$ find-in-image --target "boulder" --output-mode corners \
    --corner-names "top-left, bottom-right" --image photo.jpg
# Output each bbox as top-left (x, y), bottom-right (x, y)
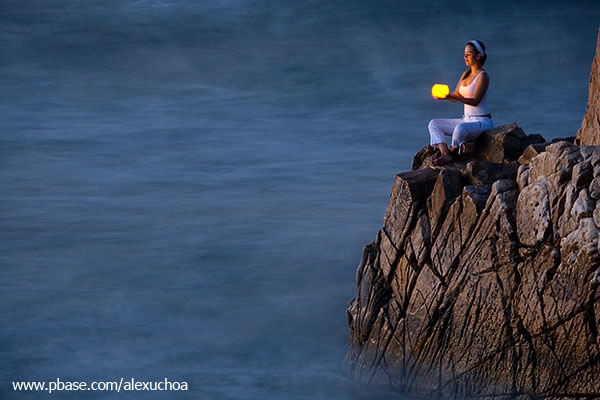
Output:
top-left (427, 168), bottom-right (466, 231)
top-left (464, 159), bottom-right (519, 185)
top-left (518, 143), bottom-right (549, 165)
top-left (383, 168), bottom-right (439, 248)
top-left (517, 177), bottom-right (551, 246)
top-left (474, 122), bottom-right (526, 162)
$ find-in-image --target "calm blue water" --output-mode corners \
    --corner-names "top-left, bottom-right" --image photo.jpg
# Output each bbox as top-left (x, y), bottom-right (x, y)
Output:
top-left (2, 1), bottom-right (599, 399)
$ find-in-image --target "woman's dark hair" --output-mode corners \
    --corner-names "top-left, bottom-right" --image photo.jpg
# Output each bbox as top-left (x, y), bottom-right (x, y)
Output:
top-left (467, 40), bottom-right (487, 66)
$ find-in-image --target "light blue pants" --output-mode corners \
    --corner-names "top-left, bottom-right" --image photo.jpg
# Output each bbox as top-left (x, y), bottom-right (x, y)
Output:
top-left (428, 116), bottom-right (493, 148)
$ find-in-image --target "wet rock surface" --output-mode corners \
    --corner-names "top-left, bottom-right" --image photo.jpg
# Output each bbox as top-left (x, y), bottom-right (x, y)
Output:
top-left (344, 125), bottom-right (600, 398)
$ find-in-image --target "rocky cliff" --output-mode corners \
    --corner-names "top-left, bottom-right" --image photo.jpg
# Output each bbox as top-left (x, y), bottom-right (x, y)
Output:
top-left (577, 27), bottom-right (600, 146)
top-left (344, 32), bottom-right (600, 399)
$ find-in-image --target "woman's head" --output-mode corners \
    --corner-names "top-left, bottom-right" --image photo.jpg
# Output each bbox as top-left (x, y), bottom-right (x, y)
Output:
top-left (465, 40), bottom-right (487, 66)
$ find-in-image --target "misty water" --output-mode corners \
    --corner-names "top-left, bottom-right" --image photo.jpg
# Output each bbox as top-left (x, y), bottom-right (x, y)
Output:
top-left (2, 1), bottom-right (600, 399)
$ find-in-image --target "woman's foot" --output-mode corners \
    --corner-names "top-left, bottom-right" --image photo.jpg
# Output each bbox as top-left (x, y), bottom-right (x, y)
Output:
top-left (432, 154), bottom-right (453, 166)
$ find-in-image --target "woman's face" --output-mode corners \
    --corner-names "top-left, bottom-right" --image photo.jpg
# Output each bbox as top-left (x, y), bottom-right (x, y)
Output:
top-left (464, 45), bottom-right (480, 66)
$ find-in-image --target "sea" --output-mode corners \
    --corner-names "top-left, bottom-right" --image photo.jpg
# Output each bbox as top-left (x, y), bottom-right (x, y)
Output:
top-left (2, 1), bottom-right (600, 399)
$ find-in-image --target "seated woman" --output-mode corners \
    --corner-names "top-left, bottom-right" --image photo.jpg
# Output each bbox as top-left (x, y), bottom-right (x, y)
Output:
top-left (428, 40), bottom-right (493, 166)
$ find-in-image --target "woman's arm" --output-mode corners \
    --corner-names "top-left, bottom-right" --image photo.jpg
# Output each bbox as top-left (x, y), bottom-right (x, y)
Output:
top-left (447, 72), bottom-right (489, 106)
top-left (445, 70), bottom-right (469, 103)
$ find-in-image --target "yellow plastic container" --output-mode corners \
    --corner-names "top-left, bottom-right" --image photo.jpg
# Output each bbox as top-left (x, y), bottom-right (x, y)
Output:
top-left (431, 84), bottom-right (449, 99)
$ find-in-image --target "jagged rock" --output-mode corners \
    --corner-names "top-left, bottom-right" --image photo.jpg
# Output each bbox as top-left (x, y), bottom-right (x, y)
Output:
top-left (576, 27), bottom-right (600, 146)
top-left (557, 183), bottom-right (579, 238)
top-left (475, 122), bottom-right (526, 162)
top-left (430, 192), bottom-right (471, 278)
top-left (591, 176), bottom-right (600, 200)
top-left (560, 217), bottom-right (599, 269)
top-left (594, 202), bottom-right (600, 228)
top-left (517, 177), bottom-right (551, 247)
top-left (517, 164), bottom-right (530, 191)
top-left (405, 212), bottom-right (431, 268)
top-left (489, 178), bottom-right (517, 197)
top-left (528, 141), bottom-right (583, 185)
top-left (427, 168), bottom-right (465, 232)
top-left (518, 143), bottom-right (549, 165)
top-left (383, 168), bottom-right (439, 248)
top-left (580, 145), bottom-right (600, 160)
top-left (411, 146), bottom-right (435, 170)
top-left (465, 159), bottom-right (519, 186)
top-left (591, 147), bottom-right (600, 167)
top-left (572, 159), bottom-right (594, 188)
top-left (572, 188), bottom-right (595, 219)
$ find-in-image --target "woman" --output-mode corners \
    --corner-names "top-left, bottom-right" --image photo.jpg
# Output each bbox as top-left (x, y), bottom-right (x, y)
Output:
top-left (428, 40), bottom-right (493, 166)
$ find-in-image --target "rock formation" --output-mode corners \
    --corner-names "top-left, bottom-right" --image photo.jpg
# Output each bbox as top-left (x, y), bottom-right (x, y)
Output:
top-left (344, 124), bottom-right (600, 398)
top-left (344, 31), bottom-right (600, 399)
top-left (577, 27), bottom-right (600, 146)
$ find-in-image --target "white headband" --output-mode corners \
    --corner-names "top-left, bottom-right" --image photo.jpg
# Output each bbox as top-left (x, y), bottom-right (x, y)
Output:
top-left (468, 40), bottom-right (485, 57)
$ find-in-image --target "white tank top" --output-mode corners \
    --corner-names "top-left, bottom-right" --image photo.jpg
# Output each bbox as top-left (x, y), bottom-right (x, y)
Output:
top-left (459, 71), bottom-right (490, 116)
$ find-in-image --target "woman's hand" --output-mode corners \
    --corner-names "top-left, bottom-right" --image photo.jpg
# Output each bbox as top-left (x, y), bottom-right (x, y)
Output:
top-left (445, 93), bottom-right (458, 103)
top-left (433, 93), bottom-right (456, 101)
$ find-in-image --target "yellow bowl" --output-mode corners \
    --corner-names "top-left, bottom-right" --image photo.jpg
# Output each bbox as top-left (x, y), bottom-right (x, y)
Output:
top-left (431, 84), bottom-right (449, 99)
